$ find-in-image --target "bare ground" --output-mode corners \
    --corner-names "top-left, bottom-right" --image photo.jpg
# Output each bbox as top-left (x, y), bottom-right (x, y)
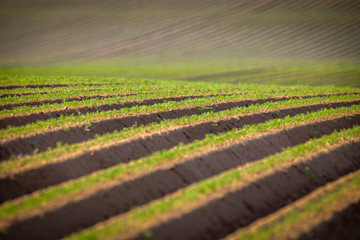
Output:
top-left (1, 115), bottom-right (358, 239)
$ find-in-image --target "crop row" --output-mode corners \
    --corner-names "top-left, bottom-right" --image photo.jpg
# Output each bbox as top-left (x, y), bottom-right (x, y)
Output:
top-left (0, 104), bottom-right (358, 230)
top-left (1, 88), bottom-right (357, 123)
top-left (0, 91), bottom-right (249, 118)
top-left (0, 92), bottom-right (359, 142)
top-left (0, 80), bottom-right (297, 96)
top-left (64, 125), bottom-right (360, 240)
top-left (0, 75), bottom-right (303, 91)
top-left (2, 74), bottom-right (359, 94)
top-left (0, 75), bottom-right (182, 87)
top-left (0, 84), bottom-right (267, 105)
top-left (1, 87), bottom-right (161, 104)
top-left (0, 88), bottom-right (314, 118)
top-left (3, 82), bottom-right (360, 106)
top-left (225, 169), bottom-right (360, 240)
top-left (2, 93), bottom-right (359, 142)
top-left (0, 88), bottom-right (244, 108)
top-left (1, 98), bottom-right (357, 204)
top-left (0, 85), bottom-right (127, 97)
top-left (2, 94), bottom-right (359, 176)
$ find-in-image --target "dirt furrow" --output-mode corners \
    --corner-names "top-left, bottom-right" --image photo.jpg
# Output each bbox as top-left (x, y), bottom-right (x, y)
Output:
top-left (0, 93), bottom-right (138, 110)
top-left (0, 102), bottom-right (358, 202)
top-left (131, 141), bottom-right (360, 240)
top-left (0, 83), bottom-right (108, 90)
top-left (0, 87), bottom-right (125, 98)
top-left (0, 96), bottom-right (357, 161)
top-left (0, 89), bottom-right (206, 109)
top-left (0, 97), bottom-right (282, 160)
top-left (1, 115), bottom-right (359, 240)
top-left (296, 200), bottom-right (360, 240)
top-left (0, 93), bottom-right (352, 128)
top-left (0, 94), bottom-right (219, 128)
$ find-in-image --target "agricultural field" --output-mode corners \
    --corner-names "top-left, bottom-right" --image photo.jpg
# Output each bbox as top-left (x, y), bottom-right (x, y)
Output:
top-left (0, 74), bottom-right (359, 240)
top-left (1, 0), bottom-right (360, 239)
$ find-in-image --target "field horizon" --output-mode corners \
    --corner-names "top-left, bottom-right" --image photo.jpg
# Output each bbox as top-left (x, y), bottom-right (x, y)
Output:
top-left (1, 0), bottom-right (359, 87)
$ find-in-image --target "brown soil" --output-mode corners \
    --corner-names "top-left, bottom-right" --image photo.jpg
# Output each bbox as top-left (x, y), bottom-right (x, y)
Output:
top-left (296, 200), bottom-right (360, 240)
top-left (0, 105), bottom-right (358, 203)
top-left (0, 93), bottom-right (248, 128)
top-left (1, 115), bottom-right (359, 239)
top-left (0, 96), bottom-right (279, 159)
top-left (0, 93), bottom-right (351, 129)
top-left (0, 93), bottom-right (136, 110)
top-left (131, 141), bottom-right (360, 240)
top-left (0, 90), bottom-right (209, 110)
top-left (0, 96), bottom-right (356, 158)
top-left (0, 88), bottom-right (119, 98)
top-left (0, 100), bottom-right (358, 162)
top-left (0, 83), bottom-right (107, 90)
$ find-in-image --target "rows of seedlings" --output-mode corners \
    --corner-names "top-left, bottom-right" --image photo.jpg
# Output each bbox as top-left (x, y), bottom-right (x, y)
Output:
top-left (0, 78), bottom-right (359, 240)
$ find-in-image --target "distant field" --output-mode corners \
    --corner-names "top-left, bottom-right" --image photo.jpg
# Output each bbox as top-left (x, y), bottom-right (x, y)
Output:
top-left (1, 0), bottom-right (360, 86)
top-left (1, 61), bottom-right (359, 87)
top-left (0, 75), bottom-right (360, 239)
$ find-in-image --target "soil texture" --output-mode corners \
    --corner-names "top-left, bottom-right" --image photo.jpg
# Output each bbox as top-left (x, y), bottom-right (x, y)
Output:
top-left (1, 116), bottom-right (359, 239)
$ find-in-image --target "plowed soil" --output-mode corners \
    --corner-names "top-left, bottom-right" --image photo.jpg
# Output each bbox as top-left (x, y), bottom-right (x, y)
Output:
top-left (0, 93), bottom-right (137, 110)
top-left (0, 110), bottom-right (359, 203)
top-left (0, 93), bottom-right (349, 128)
top-left (131, 141), bottom-right (360, 240)
top-left (296, 200), bottom-right (360, 240)
top-left (1, 115), bottom-right (358, 240)
top-left (1, 99), bottom-right (358, 161)
top-left (0, 94), bottom-right (219, 128)
top-left (0, 83), bottom-right (107, 90)
top-left (0, 92), bottom-right (229, 110)
top-left (0, 87), bottom-right (125, 97)
top-left (1, 0), bottom-right (359, 238)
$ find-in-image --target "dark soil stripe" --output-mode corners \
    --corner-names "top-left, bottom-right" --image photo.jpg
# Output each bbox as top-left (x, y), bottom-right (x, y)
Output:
top-left (0, 83), bottom-right (108, 90)
top-left (0, 101), bottom-right (358, 202)
top-left (0, 87), bottom-right (127, 98)
top-left (0, 93), bottom-right (353, 129)
top-left (1, 115), bottom-right (359, 240)
top-left (296, 200), bottom-right (360, 240)
top-left (0, 84), bottom-right (72, 90)
top-left (0, 93), bottom-right (243, 128)
top-left (0, 93), bottom-right (136, 110)
top-left (0, 96), bottom-right (284, 160)
top-left (0, 90), bottom-right (203, 109)
top-left (0, 89), bottom-right (114, 98)
top-left (0, 92), bottom-right (245, 111)
top-left (0, 97), bottom-right (357, 162)
top-left (131, 141), bottom-right (360, 240)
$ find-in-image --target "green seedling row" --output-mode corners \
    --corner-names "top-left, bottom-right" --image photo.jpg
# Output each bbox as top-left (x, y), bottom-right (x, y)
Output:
top-left (2, 94), bottom-right (360, 175)
top-left (0, 87), bottom-right (243, 105)
top-left (0, 88), bottom-right (302, 117)
top-left (1, 91), bottom-right (359, 140)
top-left (0, 87), bottom-right (162, 105)
top-left (0, 79), bottom-right (299, 96)
top-left (0, 85), bottom-right (125, 96)
top-left (2, 74), bottom-right (359, 94)
top-left (0, 81), bottom-right (267, 105)
top-left (0, 91), bottom-right (246, 118)
top-left (64, 125), bottom-right (360, 240)
top-left (229, 171), bottom-right (360, 240)
top-left (2, 79), bottom-right (359, 106)
top-left (0, 105), bottom-right (359, 222)
top-left (0, 75), bottom-right (183, 87)
top-left (0, 74), bottom-right (294, 90)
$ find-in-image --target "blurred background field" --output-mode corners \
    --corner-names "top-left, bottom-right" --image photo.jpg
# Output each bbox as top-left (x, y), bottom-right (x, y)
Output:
top-left (1, 0), bottom-right (359, 87)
